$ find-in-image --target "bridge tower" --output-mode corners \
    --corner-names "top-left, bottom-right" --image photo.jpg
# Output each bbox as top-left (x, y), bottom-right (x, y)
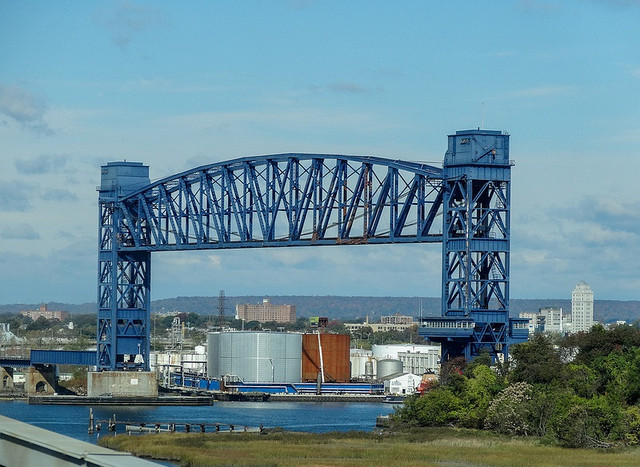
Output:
top-left (97, 162), bottom-right (151, 371)
top-left (419, 130), bottom-right (528, 362)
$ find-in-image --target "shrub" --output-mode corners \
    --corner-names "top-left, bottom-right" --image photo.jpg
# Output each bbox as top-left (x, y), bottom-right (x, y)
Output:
top-left (484, 382), bottom-right (533, 436)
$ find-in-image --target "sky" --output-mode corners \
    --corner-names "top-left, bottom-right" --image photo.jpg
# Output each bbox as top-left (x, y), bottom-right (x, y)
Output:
top-left (1, 0), bottom-right (639, 305)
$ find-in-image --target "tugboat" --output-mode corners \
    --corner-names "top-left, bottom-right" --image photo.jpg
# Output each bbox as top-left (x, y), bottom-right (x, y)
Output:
top-left (382, 394), bottom-right (406, 404)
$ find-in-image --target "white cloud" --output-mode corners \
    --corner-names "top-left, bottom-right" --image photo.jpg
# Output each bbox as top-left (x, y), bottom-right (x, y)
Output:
top-left (0, 84), bottom-right (53, 135)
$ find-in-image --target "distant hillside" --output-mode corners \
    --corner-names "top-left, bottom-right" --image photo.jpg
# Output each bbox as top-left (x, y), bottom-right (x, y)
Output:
top-left (0, 302), bottom-right (96, 315)
top-left (2, 297), bottom-right (639, 324)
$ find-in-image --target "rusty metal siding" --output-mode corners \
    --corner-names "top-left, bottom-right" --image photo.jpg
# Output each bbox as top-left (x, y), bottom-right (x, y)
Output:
top-left (302, 334), bottom-right (351, 383)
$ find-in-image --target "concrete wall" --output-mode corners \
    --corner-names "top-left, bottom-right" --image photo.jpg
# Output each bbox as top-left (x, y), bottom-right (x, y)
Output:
top-left (87, 371), bottom-right (158, 397)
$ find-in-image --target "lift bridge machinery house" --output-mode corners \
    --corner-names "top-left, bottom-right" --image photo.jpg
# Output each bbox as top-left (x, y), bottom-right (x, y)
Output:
top-left (95, 129), bottom-right (527, 373)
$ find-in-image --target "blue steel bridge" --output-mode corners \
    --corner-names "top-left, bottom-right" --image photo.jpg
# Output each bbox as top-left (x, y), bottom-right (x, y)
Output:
top-left (0, 129), bottom-right (528, 373)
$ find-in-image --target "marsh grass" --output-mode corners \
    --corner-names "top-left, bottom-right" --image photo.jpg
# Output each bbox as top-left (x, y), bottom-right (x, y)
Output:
top-left (99, 427), bottom-right (640, 466)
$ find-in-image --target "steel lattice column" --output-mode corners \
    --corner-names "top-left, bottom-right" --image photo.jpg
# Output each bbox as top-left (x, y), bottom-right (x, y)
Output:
top-left (420, 130), bottom-right (529, 363)
top-left (97, 162), bottom-right (151, 371)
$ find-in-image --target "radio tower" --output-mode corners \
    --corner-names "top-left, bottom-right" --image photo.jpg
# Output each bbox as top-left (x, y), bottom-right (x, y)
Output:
top-left (218, 290), bottom-right (226, 326)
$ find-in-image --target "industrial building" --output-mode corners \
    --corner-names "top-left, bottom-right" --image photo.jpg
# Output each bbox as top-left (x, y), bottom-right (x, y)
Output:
top-left (149, 347), bottom-right (207, 381)
top-left (235, 298), bottom-right (296, 324)
top-left (383, 373), bottom-right (423, 396)
top-left (397, 349), bottom-right (440, 375)
top-left (350, 344), bottom-right (440, 381)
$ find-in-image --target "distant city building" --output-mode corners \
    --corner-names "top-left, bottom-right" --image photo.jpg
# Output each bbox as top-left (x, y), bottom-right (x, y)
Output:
top-left (518, 311), bottom-right (542, 335)
top-left (571, 281), bottom-right (594, 333)
top-left (540, 307), bottom-right (564, 333)
top-left (20, 303), bottom-right (69, 321)
top-left (519, 307), bottom-right (566, 335)
top-left (235, 298), bottom-right (296, 324)
top-left (345, 314), bottom-right (415, 334)
top-left (380, 314), bottom-right (414, 325)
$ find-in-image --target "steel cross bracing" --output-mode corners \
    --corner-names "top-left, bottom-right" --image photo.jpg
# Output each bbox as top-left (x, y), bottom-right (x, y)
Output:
top-left (97, 155), bottom-right (444, 371)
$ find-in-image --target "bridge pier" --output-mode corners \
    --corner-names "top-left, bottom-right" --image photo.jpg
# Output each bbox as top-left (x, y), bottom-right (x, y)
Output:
top-left (87, 371), bottom-right (158, 398)
top-left (25, 365), bottom-right (57, 395)
top-left (1, 366), bottom-right (15, 391)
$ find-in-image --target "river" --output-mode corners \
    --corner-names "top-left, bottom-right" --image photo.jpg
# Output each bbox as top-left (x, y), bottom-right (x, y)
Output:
top-left (0, 399), bottom-right (396, 444)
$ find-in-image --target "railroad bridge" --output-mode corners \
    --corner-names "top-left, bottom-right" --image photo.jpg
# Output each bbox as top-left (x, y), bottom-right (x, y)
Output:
top-left (96, 128), bottom-right (527, 371)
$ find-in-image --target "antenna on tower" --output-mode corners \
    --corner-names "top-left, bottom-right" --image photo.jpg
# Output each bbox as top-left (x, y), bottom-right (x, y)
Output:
top-left (481, 102), bottom-right (485, 130)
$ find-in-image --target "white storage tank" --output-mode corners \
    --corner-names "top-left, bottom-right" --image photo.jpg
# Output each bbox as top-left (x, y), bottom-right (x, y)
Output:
top-left (350, 348), bottom-right (373, 379)
top-left (207, 331), bottom-right (302, 383)
top-left (376, 358), bottom-right (403, 379)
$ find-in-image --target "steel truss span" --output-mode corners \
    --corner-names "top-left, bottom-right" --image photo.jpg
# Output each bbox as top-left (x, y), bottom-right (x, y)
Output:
top-left (96, 132), bottom-right (528, 372)
top-left (116, 154), bottom-right (445, 250)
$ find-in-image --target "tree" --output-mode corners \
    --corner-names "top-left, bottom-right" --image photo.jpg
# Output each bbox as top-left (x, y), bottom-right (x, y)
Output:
top-left (458, 365), bottom-right (503, 428)
top-left (394, 387), bottom-right (463, 426)
top-left (511, 334), bottom-right (564, 385)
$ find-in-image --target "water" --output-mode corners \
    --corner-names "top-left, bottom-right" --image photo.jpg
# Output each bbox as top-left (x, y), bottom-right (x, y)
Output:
top-left (0, 399), bottom-right (396, 444)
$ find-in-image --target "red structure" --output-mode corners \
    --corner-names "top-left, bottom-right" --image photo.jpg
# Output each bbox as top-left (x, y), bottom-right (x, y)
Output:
top-left (301, 333), bottom-right (350, 383)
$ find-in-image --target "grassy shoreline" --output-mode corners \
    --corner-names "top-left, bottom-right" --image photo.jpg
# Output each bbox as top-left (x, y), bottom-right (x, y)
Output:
top-left (99, 427), bottom-right (640, 466)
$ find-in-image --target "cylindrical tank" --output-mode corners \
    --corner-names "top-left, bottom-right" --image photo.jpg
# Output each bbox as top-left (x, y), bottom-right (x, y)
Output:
top-left (301, 333), bottom-right (350, 382)
top-left (349, 348), bottom-right (373, 379)
top-left (194, 345), bottom-right (206, 355)
top-left (376, 358), bottom-right (403, 379)
top-left (364, 360), bottom-right (374, 379)
top-left (207, 331), bottom-right (302, 383)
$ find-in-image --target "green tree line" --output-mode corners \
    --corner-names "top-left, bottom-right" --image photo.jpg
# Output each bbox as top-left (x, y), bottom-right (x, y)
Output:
top-left (394, 325), bottom-right (640, 448)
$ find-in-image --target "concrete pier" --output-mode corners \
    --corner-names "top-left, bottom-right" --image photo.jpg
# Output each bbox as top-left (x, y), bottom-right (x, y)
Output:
top-left (87, 371), bottom-right (158, 397)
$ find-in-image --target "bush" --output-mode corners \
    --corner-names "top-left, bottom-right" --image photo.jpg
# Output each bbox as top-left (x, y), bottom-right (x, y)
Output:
top-left (394, 387), bottom-right (463, 426)
top-left (484, 382), bottom-right (533, 436)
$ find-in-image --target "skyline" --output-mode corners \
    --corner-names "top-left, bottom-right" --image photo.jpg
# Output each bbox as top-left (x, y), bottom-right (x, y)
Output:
top-left (1, 1), bottom-right (639, 303)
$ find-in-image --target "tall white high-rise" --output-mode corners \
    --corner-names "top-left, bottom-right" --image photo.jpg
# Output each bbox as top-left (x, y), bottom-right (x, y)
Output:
top-left (571, 281), bottom-right (594, 332)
